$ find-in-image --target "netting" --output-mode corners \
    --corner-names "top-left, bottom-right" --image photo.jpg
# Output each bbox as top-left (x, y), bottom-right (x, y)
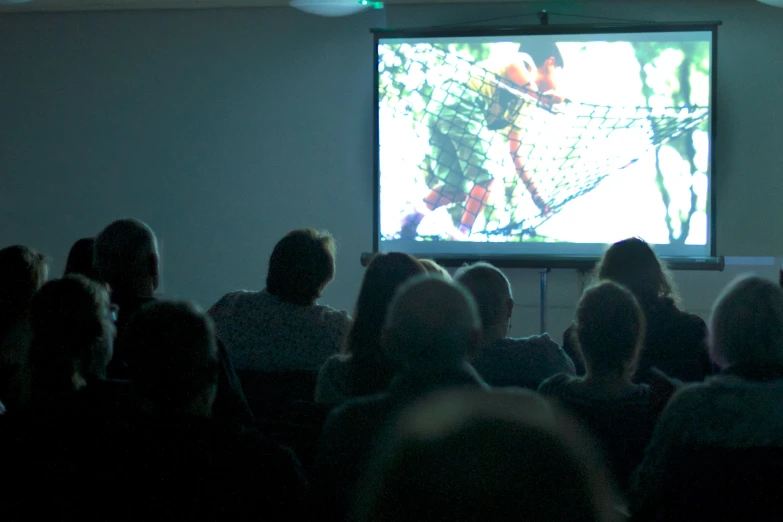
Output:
top-left (379, 43), bottom-right (710, 239)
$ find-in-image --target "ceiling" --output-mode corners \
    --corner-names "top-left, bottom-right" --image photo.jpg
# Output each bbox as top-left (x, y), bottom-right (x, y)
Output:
top-left (0, 0), bottom-right (536, 14)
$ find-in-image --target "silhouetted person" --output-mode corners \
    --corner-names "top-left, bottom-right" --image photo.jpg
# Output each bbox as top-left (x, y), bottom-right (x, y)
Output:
top-left (314, 275), bottom-right (487, 521)
top-left (563, 237), bottom-right (710, 383)
top-left (316, 253), bottom-right (425, 405)
top-left (115, 301), bottom-right (309, 520)
top-left (0, 245), bottom-right (48, 408)
top-left (95, 218), bottom-right (252, 424)
top-left (455, 262), bottom-right (575, 389)
top-left (210, 229), bottom-right (352, 372)
top-left (356, 389), bottom-right (621, 522)
top-left (0, 276), bottom-right (128, 520)
top-left (631, 276), bottom-right (783, 521)
top-left (64, 237), bottom-right (99, 281)
top-left (539, 281), bottom-right (657, 492)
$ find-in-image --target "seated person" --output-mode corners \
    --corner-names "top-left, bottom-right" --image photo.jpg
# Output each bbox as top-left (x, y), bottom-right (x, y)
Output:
top-left (314, 276), bottom-right (487, 521)
top-left (210, 229), bottom-right (351, 372)
top-left (315, 253), bottom-right (425, 405)
top-left (0, 276), bottom-right (127, 519)
top-left (96, 218), bottom-right (252, 424)
top-left (631, 276), bottom-right (783, 521)
top-left (356, 389), bottom-right (620, 522)
top-left (0, 245), bottom-right (48, 408)
top-left (455, 262), bottom-right (574, 389)
top-left (118, 301), bottom-right (310, 520)
top-left (539, 281), bottom-right (657, 492)
top-left (562, 238), bottom-right (711, 382)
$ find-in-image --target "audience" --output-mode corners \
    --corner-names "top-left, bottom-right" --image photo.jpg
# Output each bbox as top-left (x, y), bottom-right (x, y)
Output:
top-left (111, 301), bottom-right (311, 520)
top-left (95, 218), bottom-right (252, 424)
top-left (356, 389), bottom-right (621, 522)
top-left (539, 281), bottom-right (657, 492)
top-left (210, 229), bottom-right (351, 372)
top-left (315, 252), bottom-right (425, 405)
top-left (8, 219), bottom-right (783, 522)
top-left (563, 237), bottom-right (711, 383)
top-left (64, 237), bottom-right (99, 281)
top-left (0, 245), bottom-right (48, 408)
top-left (314, 275), bottom-right (487, 521)
top-left (631, 275), bottom-right (783, 520)
top-left (455, 262), bottom-right (575, 389)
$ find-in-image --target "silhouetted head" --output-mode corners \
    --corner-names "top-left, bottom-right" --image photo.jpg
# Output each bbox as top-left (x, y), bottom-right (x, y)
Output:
top-left (383, 276), bottom-right (481, 370)
top-left (577, 282), bottom-right (645, 380)
top-left (0, 245), bottom-right (48, 341)
top-left (29, 275), bottom-right (115, 404)
top-left (418, 259), bottom-right (451, 279)
top-left (454, 262), bottom-right (513, 343)
top-left (710, 275), bottom-right (783, 369)
top-left (121, 301), bottom-right (219, 417)
top-left (346, 253), bottom-right (426, 395)
top-left (594, 237), bottom-right (677, 307)
top-left (64, 238), bottom-right (99, 281)
top-left (95, 219), bottom-right (160, 298)
top-left (356, 389), bottom-right (618, 522)
top-left (266, 229), bottom-right (336, 306)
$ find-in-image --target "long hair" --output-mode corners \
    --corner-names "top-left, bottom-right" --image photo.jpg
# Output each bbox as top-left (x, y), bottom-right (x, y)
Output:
top-left (346, 253), bottom-right (425, 397)
top-left (593, 237), bottom-right (678, 309)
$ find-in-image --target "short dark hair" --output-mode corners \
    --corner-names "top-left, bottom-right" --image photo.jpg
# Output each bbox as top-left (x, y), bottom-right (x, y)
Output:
top-left (577, 281), bottom-right (645, 376)
top-left (94, 218), bottom-right (158, 289)
top-left (64, 238), bottom-right (99, 281)
top-left (521, 39), bottom-right (564, 68)
top-left (266, 229), bottom-right (336, 306)
top-left (0, 245), bottom-right (48, 340)
top-left (121, 301), bottom-right (219, 413)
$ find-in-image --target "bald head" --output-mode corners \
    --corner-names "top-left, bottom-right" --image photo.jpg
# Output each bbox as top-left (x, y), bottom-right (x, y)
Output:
top-left (384, 276), bottom-right (481, 368)
top-left (454, 263), bottom-right (513, 338)
top-left (95, 219), bottom-right (159, 296)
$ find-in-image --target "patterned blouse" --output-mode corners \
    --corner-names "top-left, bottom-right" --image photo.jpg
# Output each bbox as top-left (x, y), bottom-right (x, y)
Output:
top-left (208, 289), bottom-right (351, 372)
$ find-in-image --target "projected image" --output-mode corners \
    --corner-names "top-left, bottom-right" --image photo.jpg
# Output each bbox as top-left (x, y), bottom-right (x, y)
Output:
top-left (378, 32), bottom-right (713, 256)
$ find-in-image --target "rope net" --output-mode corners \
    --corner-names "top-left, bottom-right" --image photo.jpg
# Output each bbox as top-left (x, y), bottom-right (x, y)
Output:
top-left (379, 43), bottom-right (709, 240)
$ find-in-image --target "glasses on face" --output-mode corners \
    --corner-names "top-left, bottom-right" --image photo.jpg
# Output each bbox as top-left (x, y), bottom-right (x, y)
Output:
top-left (107, 304), bottom-right (120, 324)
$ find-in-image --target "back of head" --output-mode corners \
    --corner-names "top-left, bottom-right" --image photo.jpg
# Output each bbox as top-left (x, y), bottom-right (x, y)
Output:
top-left (418, 259), bottom-right (451, 279)
top-left (0, 245), bottom-right (48, 340)
top-left (64, 238), bottom-right (99, 281)
top-left (94, 219), bottom-right (159, 294)
top-left (710, 275), bottom-right (783, 369)
top-left (29, 275), bottom-right (113, 401)
top-left (384, 276), bottom-right (481, 368)
top-left (266, 229), bottom-right (335, 306)
top-left (454, 262), bottom-right (512, 332)
top-left (120, 301), bottom-right (219, 416)
top-left (356, 389), bottom-right (617, 522)
top-left (577, 281), bottom-right (645, 377)
top-left (595, 237), bottom-right (675, 306)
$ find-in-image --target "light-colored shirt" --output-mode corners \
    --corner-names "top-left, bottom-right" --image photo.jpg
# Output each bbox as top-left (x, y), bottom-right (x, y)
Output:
top-left (208, 289), bottom-right (351, 372)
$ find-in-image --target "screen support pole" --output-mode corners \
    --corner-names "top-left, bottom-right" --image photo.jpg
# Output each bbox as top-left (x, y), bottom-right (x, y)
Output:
top-left (539, 268), bottom-right (551, 334)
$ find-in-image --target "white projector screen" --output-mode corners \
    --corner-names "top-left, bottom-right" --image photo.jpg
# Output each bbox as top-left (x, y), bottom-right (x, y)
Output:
top-left (374, 25), bottom-right (717, 264)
